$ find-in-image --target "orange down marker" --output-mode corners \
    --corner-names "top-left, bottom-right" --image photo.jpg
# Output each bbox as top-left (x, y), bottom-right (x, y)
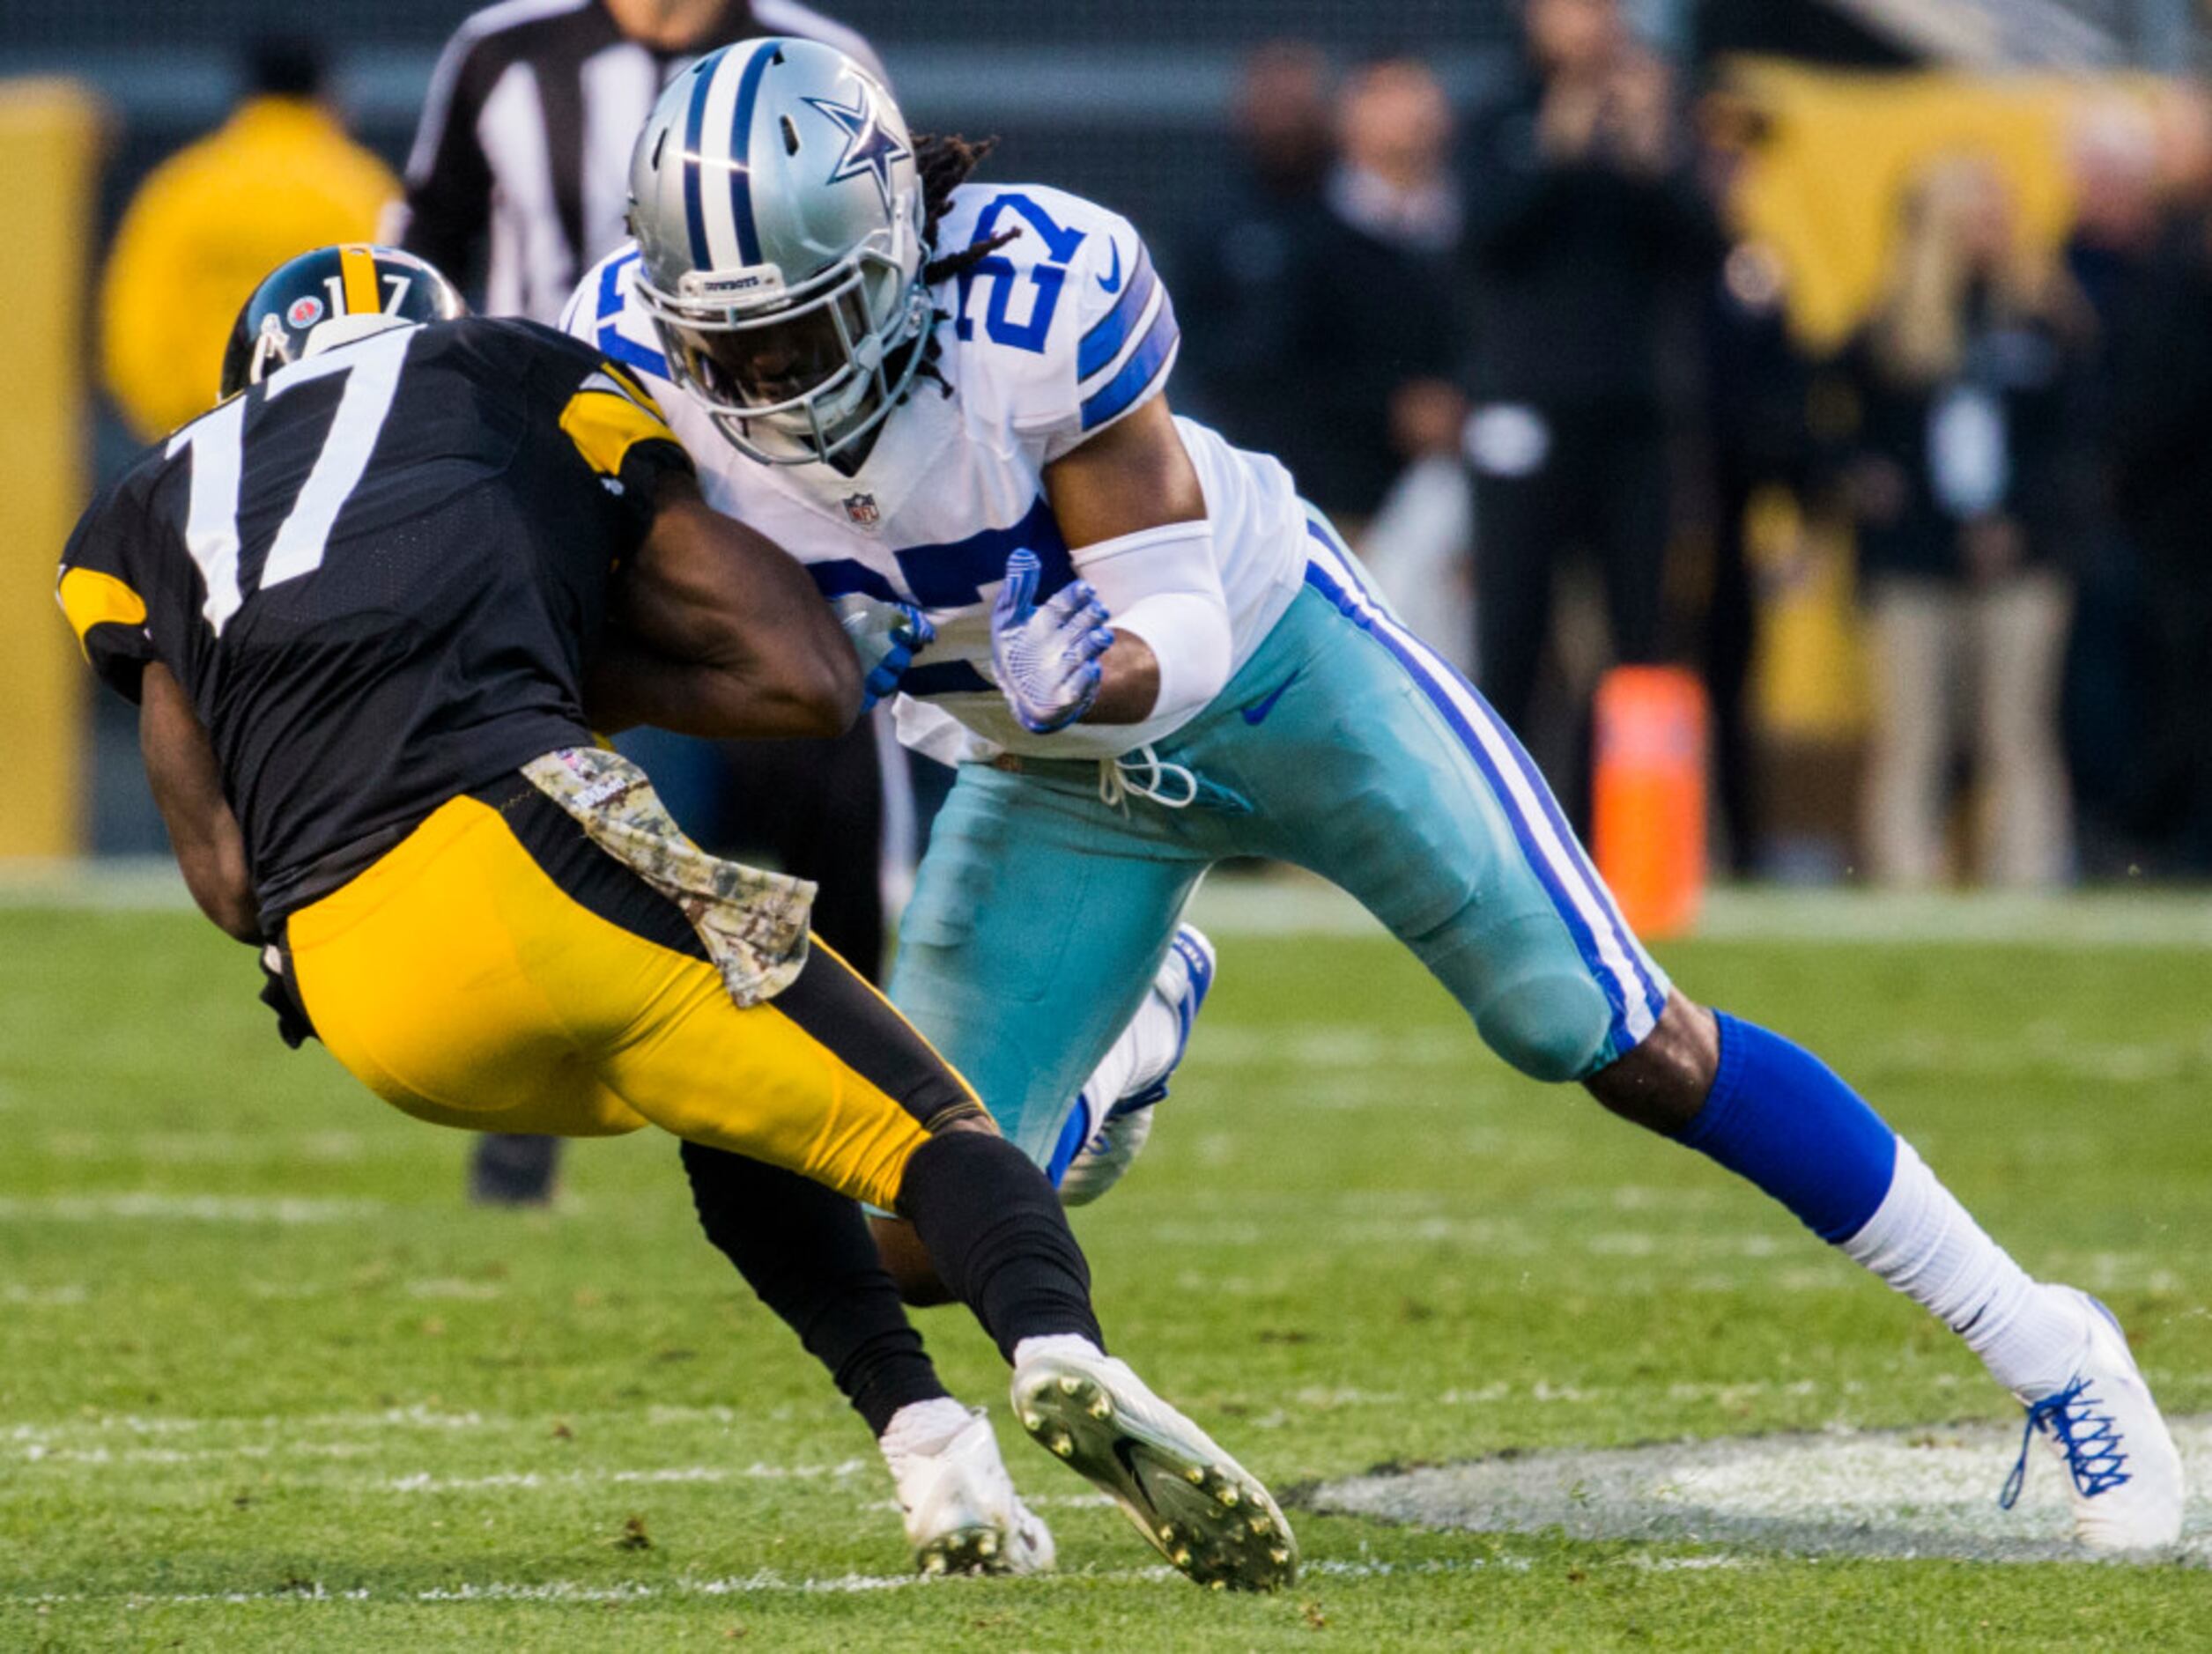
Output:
top-left (1591, 665), bottom-right (1709, 941)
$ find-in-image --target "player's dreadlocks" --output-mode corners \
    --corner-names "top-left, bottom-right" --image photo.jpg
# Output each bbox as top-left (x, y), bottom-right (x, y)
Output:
top-left (914, 132), bottom-right (1018, 285)
top-left (901, 132), bottom-right (1021, 403)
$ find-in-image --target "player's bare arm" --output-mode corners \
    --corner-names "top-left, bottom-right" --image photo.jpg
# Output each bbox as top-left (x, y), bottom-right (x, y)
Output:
top-left (586, 468), bottom-right (862, 740)
top-left (138, 661), bottom-right (259, 944)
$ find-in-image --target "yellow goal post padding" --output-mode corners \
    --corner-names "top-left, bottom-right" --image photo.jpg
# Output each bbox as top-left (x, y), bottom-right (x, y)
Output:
top-left (0, 78), bottom-right (103, 860)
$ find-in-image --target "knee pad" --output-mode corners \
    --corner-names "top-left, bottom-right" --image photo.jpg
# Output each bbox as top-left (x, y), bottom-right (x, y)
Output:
top-left (1473, 969), bottom-right (1613, 1083)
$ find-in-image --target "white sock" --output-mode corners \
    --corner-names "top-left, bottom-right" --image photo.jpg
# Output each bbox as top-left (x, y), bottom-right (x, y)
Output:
top-left (1122, 974), bottom-right (1187, 1096)
top-left (877, 1397), bottom-right (975, 1458)
top-left (1012, 1333), bottom-right (1105, 1370)
top-left (1073, 934), bottom-right (1200, 1115)
top-left (1840, 1140), bottom-right (2087, 1399)
top-left (1081, 984), bottom-right (1181, 1111)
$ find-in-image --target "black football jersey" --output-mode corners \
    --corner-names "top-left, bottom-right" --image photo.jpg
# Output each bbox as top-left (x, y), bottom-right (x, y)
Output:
top-left (57, 316), bottom-right (692, 923)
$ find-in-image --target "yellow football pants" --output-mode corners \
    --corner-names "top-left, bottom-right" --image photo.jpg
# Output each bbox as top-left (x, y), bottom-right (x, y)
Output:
top-left (285, 788), bottom-right (983, 1212)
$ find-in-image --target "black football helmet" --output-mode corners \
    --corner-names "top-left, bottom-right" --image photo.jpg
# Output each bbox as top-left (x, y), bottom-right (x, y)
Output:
top-left (218, 244), bottom-right (466, 398)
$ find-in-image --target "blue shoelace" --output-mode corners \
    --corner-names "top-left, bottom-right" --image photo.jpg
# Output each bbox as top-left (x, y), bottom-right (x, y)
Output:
top-left (2000, 1377), bottom-right (2131, 1510)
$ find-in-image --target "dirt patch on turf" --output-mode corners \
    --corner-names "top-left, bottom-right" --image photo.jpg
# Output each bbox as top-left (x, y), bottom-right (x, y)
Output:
top-left (1308, 1414), bottom-right (2211, 1565)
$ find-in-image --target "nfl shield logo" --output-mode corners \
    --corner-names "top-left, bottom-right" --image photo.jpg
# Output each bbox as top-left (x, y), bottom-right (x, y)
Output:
top-left (841, 492), bottom-right (881, 529)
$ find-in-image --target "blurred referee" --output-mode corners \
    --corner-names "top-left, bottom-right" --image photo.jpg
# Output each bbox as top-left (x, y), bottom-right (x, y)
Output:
top-left (390, 0), bottom-right (894, 1205)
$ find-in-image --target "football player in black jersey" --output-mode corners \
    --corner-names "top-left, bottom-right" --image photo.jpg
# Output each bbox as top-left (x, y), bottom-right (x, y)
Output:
top-left (53, 245), bottom-right (1297, 1591)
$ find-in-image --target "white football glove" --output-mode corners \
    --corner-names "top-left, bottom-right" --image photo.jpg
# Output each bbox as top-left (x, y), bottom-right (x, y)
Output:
top-left (991, 550), bottom-right (1114, 735)
top-left (834, 593), bottom-right (935, 713)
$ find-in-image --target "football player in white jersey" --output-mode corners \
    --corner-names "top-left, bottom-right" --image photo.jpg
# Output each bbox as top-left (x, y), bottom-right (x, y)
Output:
top-left (569, 38), bottom-right (2184, 1554)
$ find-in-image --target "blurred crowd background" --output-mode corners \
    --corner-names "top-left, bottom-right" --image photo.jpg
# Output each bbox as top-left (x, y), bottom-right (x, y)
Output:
top-left (10, 0), bottom-right (2212, 895)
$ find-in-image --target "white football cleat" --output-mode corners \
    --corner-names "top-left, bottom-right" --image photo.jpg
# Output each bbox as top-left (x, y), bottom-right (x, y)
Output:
top-left (1058, 1104), bottom-right (1155, 1207)
top-left (884, 1407), bottom-right (1056, 1576)
top-left (2001, 1289), bottom-right (2184, 1553)
top-left (1011, 1343), bottom-right (1296, 1591)
top-left (1060, 926), bottom-right (1216, 1207)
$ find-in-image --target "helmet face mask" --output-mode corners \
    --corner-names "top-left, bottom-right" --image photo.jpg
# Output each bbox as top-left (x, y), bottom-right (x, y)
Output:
top-left (640, 246), bottom-right (930, 464)
top-left (676, 288), bottom-right (863, 408)
top-left (627, 38), bottom-right (929, 466)
top-left (241, 313), bottom-right (300, 388)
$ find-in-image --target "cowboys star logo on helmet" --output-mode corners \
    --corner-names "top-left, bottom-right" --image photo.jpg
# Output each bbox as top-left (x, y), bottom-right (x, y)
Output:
top-left (804, 87), bottom-right (911, 214)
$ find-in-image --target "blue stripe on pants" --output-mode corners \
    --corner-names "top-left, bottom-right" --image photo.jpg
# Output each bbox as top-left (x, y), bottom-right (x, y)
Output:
top-left (1299, 521), bottom-right (1666, 1045)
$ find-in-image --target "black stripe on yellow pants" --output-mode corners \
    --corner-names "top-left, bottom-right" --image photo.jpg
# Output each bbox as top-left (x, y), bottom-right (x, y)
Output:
top-left (482, 779), bottom-right (986, 1132)
top-left (285, 786), bottom-right (982, 1211)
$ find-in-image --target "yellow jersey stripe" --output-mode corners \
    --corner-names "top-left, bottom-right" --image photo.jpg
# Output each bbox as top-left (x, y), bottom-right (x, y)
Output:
top-left (600, 361), bottom-right (654, 407)
top-left (55, 566), bottom-right (149, 658)
top-left (559, 387), bottom-right (681, 477)
top-left (580, 369), bottom-right (655, 415)
top-left (339, 244), bottom-right (380, 315)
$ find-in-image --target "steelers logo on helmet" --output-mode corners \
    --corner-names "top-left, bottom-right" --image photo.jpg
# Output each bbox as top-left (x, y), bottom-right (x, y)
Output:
top-left (625, 37), bottom-right (929, 466)
top-left (219, 245), bottom-right (467, 401)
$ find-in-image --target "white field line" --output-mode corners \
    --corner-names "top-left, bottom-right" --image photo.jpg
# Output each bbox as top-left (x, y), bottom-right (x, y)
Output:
top-left (1187, 876), bottom-right (2212, 948)
top-left (37, 1130), bottom-right (370, 1165)
top-left (1142, 1211), bottom-right (2033, 1260)
top-left (4, 1405), bottom-right (494, 1445)
top-left (0, 1284), bottom-right (87, 1305)
top-left (12, 860), bottom-right (2212, 948)
top-left (1315, 1413), bottom-right (2212, 1566)
top-left (0, 1194), bottom-right (384, 1224)
top-left (1691, 887), bottom-right (2212, 949)
top-left (11, 1378), bottom-right (2033, 1475)
top-left (3, 1554), bottom-right (1542, 1611)
top-left (861, 1492), bottom-right (1118, 1513)
top-left (402, 1279), bottom-right (505, 1300)
top-left (0, 859), bottom-right (198, 912)
top-left (3, 1408), bottom-right (886, 1480)
top-left (19, 1443), bottom-right (378, 1467)
top-left (1187, 1019), bottom-right (2212, 1092)
top-left (0, 1400), bottom-right (898, 1447)
top-left (1232, 1376), bottom-right (1954, 1433)
top-left (0, 1372), bottom-right (2058, 1449)
top-left (46, 1176), bottom-right (2141, 1264)
top-left (388, 1461), bottom-right (870, 1492)
top-left (18, 1422), bottom-right (2209, 1604)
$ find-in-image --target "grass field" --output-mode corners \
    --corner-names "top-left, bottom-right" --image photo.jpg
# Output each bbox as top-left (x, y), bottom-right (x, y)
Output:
top-left (2, 886), bottom-right (2208, 1650)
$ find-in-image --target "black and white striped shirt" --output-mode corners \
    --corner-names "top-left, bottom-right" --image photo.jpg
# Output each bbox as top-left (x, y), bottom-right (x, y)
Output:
top-left (389, 0), bottom-right (885, 322)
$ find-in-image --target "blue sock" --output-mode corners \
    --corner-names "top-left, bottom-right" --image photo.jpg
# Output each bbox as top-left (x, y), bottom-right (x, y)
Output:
top-left (1044, 1093), bottom-right (1094, 1189)
top-left (1676, 1014), bottom-right (1899, 1243)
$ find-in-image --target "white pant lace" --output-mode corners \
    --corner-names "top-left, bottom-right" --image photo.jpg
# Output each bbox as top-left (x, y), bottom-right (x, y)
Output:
top-left (1098, 744), bottom-right (1199, 811)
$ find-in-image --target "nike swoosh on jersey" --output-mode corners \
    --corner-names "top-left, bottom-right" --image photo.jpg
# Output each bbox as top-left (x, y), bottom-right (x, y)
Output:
top-left (1097, 240), bottom-right (1124, 293)
top-left (1240, 670), bottom-right (1300, 725)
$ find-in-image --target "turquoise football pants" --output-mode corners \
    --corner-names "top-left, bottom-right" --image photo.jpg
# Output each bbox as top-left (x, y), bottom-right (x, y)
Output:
top-left (886, 514), bottom-right (1672, 1170)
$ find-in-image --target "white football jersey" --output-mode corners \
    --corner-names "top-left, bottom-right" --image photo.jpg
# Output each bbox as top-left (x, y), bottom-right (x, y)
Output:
top-left (564, 181), bottom-right (1308, 761)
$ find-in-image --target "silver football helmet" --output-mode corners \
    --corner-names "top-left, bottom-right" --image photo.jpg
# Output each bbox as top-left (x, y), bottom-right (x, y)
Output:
top-left (628, 38), bottom-right (929, 465)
